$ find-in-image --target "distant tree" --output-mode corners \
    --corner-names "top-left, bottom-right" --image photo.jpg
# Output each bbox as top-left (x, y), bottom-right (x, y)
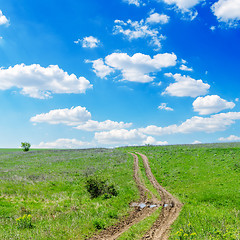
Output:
top-left (21, 142), bottom-right (31, 152)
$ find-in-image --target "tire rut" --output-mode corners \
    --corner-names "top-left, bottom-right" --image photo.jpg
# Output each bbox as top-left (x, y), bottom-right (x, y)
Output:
top-left (136, 152), bottom-right (183, 240)
top-left (88, 153), bottom-right (160, 240)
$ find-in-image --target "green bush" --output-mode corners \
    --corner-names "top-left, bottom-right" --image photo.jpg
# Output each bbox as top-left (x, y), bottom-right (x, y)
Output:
top-left (85, 176), bottom-right (118, 199)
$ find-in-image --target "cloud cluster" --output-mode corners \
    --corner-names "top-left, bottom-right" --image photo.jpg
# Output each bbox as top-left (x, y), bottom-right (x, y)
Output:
top-left (75, 120), bottom-right (132, 131)
top-left (211, 0), bottom-right (240, 26)
top-left (91, 52), bottom-right (177, 82)
top-left (123, 0), bottom-right (142, 7)
top-left (160, 0), bottom-right (203, 20)
top-left (193, 95), bottom-right (235, 115)
top-left (114, 12), bottom-right (169, 49)
top-left (219, 135), bottom-right (240, 142)
top-left (163, 73), bottom-right (210, 97)
top-left (94, 129), bottom-right (167, 145)
top-left (0, 10), bottom-right (9, 25)
top-left (139, 112), bottom-right (240, 136)
top-left (35, 138), bottom-right (92, 149)
top-left (0, 64), bottom-right (92, 99)
top-left (74, 36), bottom-right (100, 48)
top-left (30, 106), bottom-right (91, 125)
top-left (31, 106), bottom-right (132, 131)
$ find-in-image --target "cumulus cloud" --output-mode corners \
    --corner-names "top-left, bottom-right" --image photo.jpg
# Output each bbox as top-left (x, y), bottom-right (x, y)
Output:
top-left (94, 129), bottom-right (168, 146)
top-left (31, 106), bottom-right (132, 131)
top-left (160, 0), bottom-right (203, 20)
top-left (139, 112), bottom-right (240, 136)
top-left (75, 120), bottom-right (132, 131)
top-left (0, 10), bottom-right (9, 25)
top-left (193, 95), bottom-right (235, 115)
top-left (158, 103), bottom-right (174, 111)
top-left (179, 64), bottom-right (193, 71)
top-left (211, 0), bottom-right (240, 26)
top-left (146, 13), bottom-right (170, 24)
top-left (162, 0), bottom-right (203, 10)
top-left (0, 64), bottom-right (92, 99)
top-left (123, 0), bottom-right (142, 6)
top-left (95, 129), bottom-right (146, 145)
top-left (91, 52), bottom-right (177, 83)
top-left (74, 36), bottom-right (100, 48)
top-left (163, 73), bottom-right (210, 97)
top-left (114, 11), bottom-right (170, 50)
top-left (219, 135), bottom-right (240, 142)
top-left (30, 106), bottom-right (91, 126)
top-left (34, 138), bottom-right (93, 149)
top-left (87, 59), bottom-right (115, 78)
top-left (143, 136), bottom-right (168, 145)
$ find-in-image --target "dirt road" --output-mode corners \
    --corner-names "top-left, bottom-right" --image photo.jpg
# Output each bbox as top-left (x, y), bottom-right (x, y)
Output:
top-left (137, 152), bottom-right (183, 240)
top-left (89, 152), bottom-right (182, 240)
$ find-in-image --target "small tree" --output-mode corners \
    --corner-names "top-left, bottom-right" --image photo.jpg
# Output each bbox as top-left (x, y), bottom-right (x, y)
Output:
top-left (21, 142), bottom-right (31, 152)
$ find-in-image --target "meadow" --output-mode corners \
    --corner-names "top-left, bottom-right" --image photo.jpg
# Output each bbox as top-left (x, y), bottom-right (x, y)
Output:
top-left (127, 143), bottom-right (240, 239)
top-left (1, 143), bottom-right (240, 239)
top-left (0, 149), bottom-right (139, 239)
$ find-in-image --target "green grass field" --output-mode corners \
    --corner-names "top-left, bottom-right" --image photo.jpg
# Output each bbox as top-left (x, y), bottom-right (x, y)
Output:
top-left (1, 143), bottom-right (240, 239)
top-left (0, 149), bottom-right (139, 239)
top-left (127, 143), bottom-right (240, 239)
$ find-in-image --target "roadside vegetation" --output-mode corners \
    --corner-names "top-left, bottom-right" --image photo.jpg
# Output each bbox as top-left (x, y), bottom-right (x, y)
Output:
top-left (126, 143), bottom-right (240, 239)
top-left (0, 149), bottom-right (139, 239)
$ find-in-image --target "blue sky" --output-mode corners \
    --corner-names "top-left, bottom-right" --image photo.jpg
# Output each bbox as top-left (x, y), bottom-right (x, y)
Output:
top-left (0, 0), bottom-right (240, 148)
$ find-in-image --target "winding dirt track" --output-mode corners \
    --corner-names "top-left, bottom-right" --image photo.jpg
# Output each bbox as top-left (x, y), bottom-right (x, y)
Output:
top-left (89, 152), bottom-right (182, 240)
top-left (137, 152), bottom-right (183, 240)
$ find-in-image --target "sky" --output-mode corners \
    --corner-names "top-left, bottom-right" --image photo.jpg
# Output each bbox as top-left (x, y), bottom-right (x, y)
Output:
top-left (0, 0), bottom-right (240, 148)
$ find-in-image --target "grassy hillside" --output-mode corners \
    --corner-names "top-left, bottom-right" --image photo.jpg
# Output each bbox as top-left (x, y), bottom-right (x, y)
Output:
top-left (0, 149), bottom-right (139, 239)
top-left (126, 143), bottom-right (240, 239)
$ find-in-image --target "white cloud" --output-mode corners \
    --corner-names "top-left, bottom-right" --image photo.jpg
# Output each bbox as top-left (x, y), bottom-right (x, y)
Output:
top-left (158, 103), bottom-right (174, 111)
top-left (193, 95), bottom-right (235, 115)
top-left (219, 135), bottom-right (240, 142)
top-left (210, 26), bottom-right (216, 31)
top-left (146, 13), bottom-right (170, 24)
top-left (114, 12), bottom-right (170, 50)
top-left (74, 36), bottom-right (100, 48)
top-left (75, 120), bottom-right (132, 131)
top-left (34, 138), bottom-right (93, 149)
top-left (0, 10), bottom-right (9, 25)
top-left (31, 106), bottom-right (132, 131)
top-left (0, 64), bottom-right (92, 99)
top-left (211, 0), bottom-right (240, 26)
top-left (95, 129), bottom-right (147, 145)
top-left (235, 98), bottom-right (239, 102)
top-left (143, 136), bottom-right (168, 145)
top-left (139, 112), bottom-right (240, 136)
top-left (88, 59), bottom-right (115, 78)
top-left (30, 106), bottom-right (91, 126)
top-left (92, 52), bottom-right (177, 83)
top-left (160, 0), bottom-right (203, 20)
top-left (123, 0), bottom-right (142, 6)
top-left (192, 140), bottom-right (202, 144)
top-left (162, 0), bottom-right (203, 10)
top-left (180, 64), bottom-right (193, 71)
top-left (163, 73), bottom-right (210, 97)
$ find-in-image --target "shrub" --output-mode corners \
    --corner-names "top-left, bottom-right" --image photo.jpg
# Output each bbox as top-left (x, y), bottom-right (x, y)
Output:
top-left (85, 176), bottom-right (118, 199)
top-left (93, 219), bottom-right (106, 229)
top-left (21, 142), bottom-right (31, 152)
